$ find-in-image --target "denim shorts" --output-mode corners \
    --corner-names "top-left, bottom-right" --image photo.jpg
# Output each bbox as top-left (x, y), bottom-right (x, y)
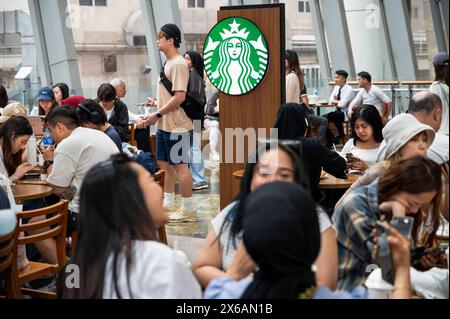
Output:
top-left (156, 129), bottom-right (191, 165)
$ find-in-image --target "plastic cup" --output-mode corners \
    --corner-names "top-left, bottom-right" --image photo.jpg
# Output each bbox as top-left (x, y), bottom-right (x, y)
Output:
top-left (37, 154), bottom-right (44, 166)
top-left (40, 174), bottom-right (48, 182)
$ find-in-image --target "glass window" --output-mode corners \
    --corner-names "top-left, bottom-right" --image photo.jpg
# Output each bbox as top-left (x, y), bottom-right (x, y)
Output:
top-left (133, 35), bottom-right (146, 46)
top-left (187, 0), bottom-right (195, 8)
top-left (306, 1), bottom-right (310, 13)
top-left (298, 1), bottom-right (304, 13)
top-left (410, 0), bottom-right (440, 80)
top-left (0, 0), bottom-right (40, 113)
top-left (197, 0), bottom-right (205, 8)
top-left (79, 0), bottom-right (93, 6)
top-left (68, 0), bottom-right (151, 112)
top-left (94, 0), bottom-right (107, 6)
top-left (412, 7), bottom-right (418, 19)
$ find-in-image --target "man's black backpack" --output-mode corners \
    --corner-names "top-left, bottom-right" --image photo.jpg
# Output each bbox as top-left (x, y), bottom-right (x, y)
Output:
top-left (160, 63), bottom-right (206, 121)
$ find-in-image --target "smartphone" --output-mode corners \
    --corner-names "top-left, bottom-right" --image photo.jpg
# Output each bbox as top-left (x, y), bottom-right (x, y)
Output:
top-left (345, 152), bottom-right (353, 162)
top-left (22, 172), bottom-right (41, 179)
top-left (390, 216), bottom-right (414, 240)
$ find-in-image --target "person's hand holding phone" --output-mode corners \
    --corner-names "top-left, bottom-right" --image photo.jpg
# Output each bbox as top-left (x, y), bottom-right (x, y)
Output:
top-left (349, 156), bottom-right (369, 171)
top-left (387, 226), bottom-right (412, 299)
top-left (146, 97), bottom-right (157, 107)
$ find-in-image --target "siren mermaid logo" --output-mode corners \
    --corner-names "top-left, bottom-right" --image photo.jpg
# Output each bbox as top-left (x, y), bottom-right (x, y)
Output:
top-left (204, 17), bottom-right (269, 95)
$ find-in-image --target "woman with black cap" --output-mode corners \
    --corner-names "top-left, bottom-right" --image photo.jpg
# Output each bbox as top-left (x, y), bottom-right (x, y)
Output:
top-left (204, 182), bottom-right (412, 299)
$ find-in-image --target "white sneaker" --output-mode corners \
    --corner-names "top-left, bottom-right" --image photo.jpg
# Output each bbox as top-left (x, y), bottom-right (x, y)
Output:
top-left (163, 204), bottom-right (177, 212)
top-left (168, 208), bottom-right (198, 223)
top-left (210, 152), bottom-right (220, 162)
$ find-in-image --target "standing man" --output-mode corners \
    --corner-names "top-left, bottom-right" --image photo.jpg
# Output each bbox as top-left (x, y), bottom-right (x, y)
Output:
top-left (145, 23), bottom-right (196, 222)
top-left (111, 78), bottom-right (152, 152)
top-left (324, 70), bottom-right (355, 145)
top-left (348, 71), bottom-right (392, 124)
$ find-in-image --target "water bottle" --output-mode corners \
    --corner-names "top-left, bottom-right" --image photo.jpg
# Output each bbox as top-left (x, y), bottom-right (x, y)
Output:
top-left (42, 128), bottom-right (54, 150)
top-left (311, 89), bottom-right (319, 105)
top-left (26, 134), bottom-right (37, 166)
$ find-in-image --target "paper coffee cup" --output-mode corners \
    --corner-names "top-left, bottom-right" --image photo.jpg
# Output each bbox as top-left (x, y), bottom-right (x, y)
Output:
top-left (365, 268), bottom-right (393, 299)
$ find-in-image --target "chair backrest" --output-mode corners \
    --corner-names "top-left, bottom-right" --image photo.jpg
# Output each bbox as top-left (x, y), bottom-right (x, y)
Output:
top-left (16, 200), bottom-right (69, 268)
top-left (0, 224), bottom-right (20, 298)
top-left (153, 170), bottom-right (168, 245)
top-left (128, 123), bottom-right (137, 147)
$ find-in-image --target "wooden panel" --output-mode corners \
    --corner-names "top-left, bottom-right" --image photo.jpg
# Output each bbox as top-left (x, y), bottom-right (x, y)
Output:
top-left (218, 5), bottom-right (285, 209)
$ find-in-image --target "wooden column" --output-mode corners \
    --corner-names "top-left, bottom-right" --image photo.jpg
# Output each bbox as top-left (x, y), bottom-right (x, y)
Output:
top-left (218, 4), bottom-right (285, 209)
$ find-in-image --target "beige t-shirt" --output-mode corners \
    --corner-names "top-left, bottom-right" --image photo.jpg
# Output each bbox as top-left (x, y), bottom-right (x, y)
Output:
top-left (47, 127), bottom-right (120, 213)
top-left (286, 71), bottom-right (300, 104)
top-left (157, 55), bottom-right (193, 133)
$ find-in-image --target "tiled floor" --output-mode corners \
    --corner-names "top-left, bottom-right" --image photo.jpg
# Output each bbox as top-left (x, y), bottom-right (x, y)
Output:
top-left (166, 159), bottom-right (221, 259)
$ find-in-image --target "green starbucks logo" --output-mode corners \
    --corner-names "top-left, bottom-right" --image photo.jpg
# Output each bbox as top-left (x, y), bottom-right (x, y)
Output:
top-left (204, 17), bottom-right (269, 95)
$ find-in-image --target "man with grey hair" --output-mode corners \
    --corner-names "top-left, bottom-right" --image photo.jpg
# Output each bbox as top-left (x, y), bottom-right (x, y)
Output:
top-left (376, 91), bottom-right (448, 164)
top-left (110, 78), bottom-right (152, 152)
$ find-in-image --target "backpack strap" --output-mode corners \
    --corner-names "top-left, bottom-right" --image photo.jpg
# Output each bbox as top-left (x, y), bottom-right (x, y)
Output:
top-left (160, 63), bottom-right (175, 97)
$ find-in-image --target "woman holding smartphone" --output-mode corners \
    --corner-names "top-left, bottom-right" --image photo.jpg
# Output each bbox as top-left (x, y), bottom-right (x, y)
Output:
top-left (341, 105), bottom-right (383, 172)
top-left (333, 156), bottom-right (442, 291)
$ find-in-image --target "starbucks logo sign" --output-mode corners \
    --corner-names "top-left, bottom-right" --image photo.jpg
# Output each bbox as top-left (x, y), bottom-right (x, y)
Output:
top-left (204, 17), bottom-right (269, 96)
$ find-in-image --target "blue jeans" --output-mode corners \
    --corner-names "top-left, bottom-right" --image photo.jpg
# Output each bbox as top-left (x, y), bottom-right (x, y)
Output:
top-left (189, 129), bottom-right (207, 185)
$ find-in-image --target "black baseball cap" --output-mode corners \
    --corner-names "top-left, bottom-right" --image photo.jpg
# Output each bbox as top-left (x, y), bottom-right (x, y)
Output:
top-left (160, 23), bottom-right (182, 43)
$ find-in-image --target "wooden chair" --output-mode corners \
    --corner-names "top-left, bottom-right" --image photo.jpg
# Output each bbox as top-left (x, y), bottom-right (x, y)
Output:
top-left (128, 123), bottom-right (137, 147)
top-left (15, 200), bottom-right (69, 298)
top-left (0, 225), bottom-right (21, 298)
top-left (154, 170), bottom-right (168, 245)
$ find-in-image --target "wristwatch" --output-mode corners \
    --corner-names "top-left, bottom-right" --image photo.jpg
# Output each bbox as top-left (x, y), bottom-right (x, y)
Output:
top-left (156, 112), bottom-right (162, 118)
top-left (43, 160), bottom-right (54, 170)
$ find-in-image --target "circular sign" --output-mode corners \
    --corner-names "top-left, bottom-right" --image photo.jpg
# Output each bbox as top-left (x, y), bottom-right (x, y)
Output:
top-left (203, 17), bottom-right (269, 96)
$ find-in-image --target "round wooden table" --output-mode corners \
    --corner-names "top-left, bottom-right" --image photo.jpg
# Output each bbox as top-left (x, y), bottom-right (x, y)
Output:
top-left (318, 173), bottom-right (359, 190)
top-left (12, 184), bottom-right (53, 201)
top-left (310, 104), bottom-right (334, 116)
top-left (16, 177), bottom-right (48, 186)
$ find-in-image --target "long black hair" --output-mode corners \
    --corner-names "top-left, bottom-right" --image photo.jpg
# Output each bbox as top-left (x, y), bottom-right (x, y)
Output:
top-left (218, 141), bottom-right (310, 252)
top-left (434, 63), bottom-right (449, 86)
top-left (350, 104), bottom-right (384, 145)
top-left (185, 50), bottom-right (204, 77)
top-left (58, 154), bottom-right (158, 299)
top-left (0, 85), bottom-right (8, 108)
top-left (285, 50), bottom-right (304, 91)
top-left (0, 116), bottom-right (32, 176)
top-left (53, 83), bottom-right (70, 101)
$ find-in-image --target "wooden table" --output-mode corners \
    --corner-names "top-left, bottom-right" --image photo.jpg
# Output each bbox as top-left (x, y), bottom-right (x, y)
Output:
top-left (16, 177), bottom-right (48, 186)
top-left (310, 104), bottom-right (334, 116)
top-left (318, 173), bottom-right (359, 190)
top-left (12, 184), bottom-right (53, 201)
top-left (233, 169), bottom-right (244, 179)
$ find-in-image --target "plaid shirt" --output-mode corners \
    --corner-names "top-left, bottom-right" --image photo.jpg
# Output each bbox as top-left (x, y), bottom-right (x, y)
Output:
top-left (332, 179), bottom-right (381, 291)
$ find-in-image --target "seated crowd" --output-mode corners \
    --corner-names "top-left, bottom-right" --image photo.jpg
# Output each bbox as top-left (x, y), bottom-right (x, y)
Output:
top-left (0, 45), bottom-right (448, 299)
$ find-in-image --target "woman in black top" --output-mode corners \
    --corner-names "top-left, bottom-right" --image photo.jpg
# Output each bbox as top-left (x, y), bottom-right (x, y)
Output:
top-left (273, 103), bottom-right (346, 201)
